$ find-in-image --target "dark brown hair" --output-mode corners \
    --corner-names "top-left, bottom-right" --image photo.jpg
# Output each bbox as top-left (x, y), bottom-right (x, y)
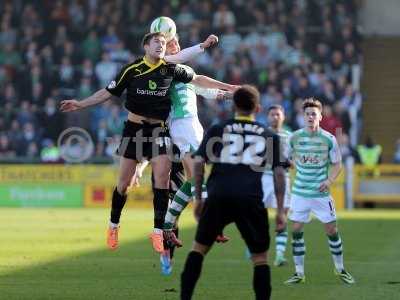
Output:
top-left (142, 32), bottom-right (166, 47)
top-left (233, 85), bottom-right (260, 114)
top-left (267, 104), bottom-right (285, 114)
top-left (302, 98), bottom-right (322, 112)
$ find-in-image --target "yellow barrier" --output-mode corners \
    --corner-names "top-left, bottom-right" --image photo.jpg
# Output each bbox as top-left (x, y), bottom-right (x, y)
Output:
top-left (353, 164), bottom-right (400, 203)
top-left (331, 172), bottom-right (345, 209)
top-left (0, 164), bottom-right (347, 209)
top-left (0, 165), bottom-right (153, 208)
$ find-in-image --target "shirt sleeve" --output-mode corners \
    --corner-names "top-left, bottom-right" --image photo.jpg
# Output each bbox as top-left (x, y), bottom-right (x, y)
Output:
top-left (105, 64), bottom-right (131, 97)
top-left (165, 44), bottom-right (204, 64)
top-left (329, 136), bottom-right (342, 163)
top-left (173, 64), bottom-right (195, 84)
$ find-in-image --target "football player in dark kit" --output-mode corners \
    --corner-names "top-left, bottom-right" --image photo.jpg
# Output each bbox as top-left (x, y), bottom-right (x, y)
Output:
top-left (60, 32), bottom-right (235, 253)
top-left (180, 85), bottom-right (288, 300)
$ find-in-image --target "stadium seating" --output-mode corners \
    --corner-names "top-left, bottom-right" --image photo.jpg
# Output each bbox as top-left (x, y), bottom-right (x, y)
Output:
top-left (0, 0), bottom-right (362, 161)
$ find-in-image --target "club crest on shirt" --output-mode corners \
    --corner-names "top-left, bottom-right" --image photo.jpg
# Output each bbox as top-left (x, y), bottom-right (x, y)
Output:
top-left (160, 67), bottom-right (167, 75)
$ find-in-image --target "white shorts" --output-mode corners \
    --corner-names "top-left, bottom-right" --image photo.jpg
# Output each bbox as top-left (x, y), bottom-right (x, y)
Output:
top-left (289, 194), bottom-right (337, 224)
top-left (262, 174), bottom-right (291, 208)
top-left (170, 117), bottom-right (204, 156)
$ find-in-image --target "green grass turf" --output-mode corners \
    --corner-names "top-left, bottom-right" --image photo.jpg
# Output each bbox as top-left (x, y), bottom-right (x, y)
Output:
top-left (1, 208), bottom-right (400, 300)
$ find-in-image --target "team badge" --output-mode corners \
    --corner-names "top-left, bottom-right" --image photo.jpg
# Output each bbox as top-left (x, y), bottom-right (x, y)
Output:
top-left (160, 67), bottom-right (167, 75)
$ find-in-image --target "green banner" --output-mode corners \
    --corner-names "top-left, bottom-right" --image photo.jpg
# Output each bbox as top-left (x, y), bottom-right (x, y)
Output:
top-left (0, 184), bottom-right (83, 207)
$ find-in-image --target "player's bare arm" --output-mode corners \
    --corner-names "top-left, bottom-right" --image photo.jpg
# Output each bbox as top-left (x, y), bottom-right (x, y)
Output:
top-left (165, 35), bottom-right (218, 64)
top-left (319, 161), bottom-right (342, 193)
top-left (217, 90), bottom-right (234, 100)
top-left (191, 74), bottom-right (239, 92)
top-left (60, 88), bottom-right (115, 112)
top-left (273, 166), bottom-right (287, 231)
top-left (200, 34), bottom-right (218, 49)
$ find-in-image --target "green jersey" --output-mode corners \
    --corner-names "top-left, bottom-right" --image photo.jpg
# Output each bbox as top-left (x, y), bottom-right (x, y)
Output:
top-left (289, 128), bottom-right (341, 198)
top-left (169, 64), bottom-right (219, 120)
top-left (265, 128), bottom-right (291, 176)
top-left (170, 81), bottom-right (198, 119)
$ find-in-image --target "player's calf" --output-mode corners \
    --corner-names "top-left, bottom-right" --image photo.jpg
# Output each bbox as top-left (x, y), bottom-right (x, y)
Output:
top-left (250, 252), bottom-right (271, 300)
top-left (107, 188), bottom-right (127, 250)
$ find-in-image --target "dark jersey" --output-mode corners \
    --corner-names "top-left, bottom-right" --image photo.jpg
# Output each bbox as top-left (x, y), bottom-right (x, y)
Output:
top-left (105, 57), bottom-right (194, 120)
top-left (195, 118), bottom-right (284, 199)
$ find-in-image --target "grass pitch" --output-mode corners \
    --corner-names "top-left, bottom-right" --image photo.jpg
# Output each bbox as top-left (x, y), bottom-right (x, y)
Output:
top-left (1, 208), bottom-right (399, 300)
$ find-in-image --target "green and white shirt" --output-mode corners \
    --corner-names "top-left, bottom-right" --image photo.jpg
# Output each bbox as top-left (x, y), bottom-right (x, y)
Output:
top-left (265, 128), bottom-right (291, 176)
top-left (169, 65), bottom-right (219, 120)
top-left (170, 81), bottom-right (198, 119)
top-left (288, 128), bottom-right (341, 198)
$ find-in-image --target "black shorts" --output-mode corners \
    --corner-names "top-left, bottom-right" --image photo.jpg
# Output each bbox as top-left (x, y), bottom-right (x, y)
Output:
top-left (195, 195), bottom-right (270, 254)
top-left (117, 120), bottom-right (171, 161)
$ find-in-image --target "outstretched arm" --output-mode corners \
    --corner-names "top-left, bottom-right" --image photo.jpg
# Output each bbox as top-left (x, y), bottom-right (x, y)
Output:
top-left (195, 86), bottom-right (233, 101)
top-left (165, 34), bottom-right (218, 64)
top-left (60, 89), bottom-right (115, 112)
top-left (191, 74), bottom-right (239, 92)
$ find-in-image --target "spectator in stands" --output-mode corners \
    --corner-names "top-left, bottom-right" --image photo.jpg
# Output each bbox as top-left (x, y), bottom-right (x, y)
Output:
top-left (314, 42), bottom-right (331, 65)
top-left (290, 98), bottom-right (306, 130)
top-left (26, 142), bottom-right (39, 159)
top-left (393, 139), bottom-right (400, 164)
top-left (341, 84), bottom-right (362, 111)
top-left (294, 76), bottom-right (314, 99)
top-left (82, 30), bottom-right (102, 63)
top-left (326, 50), bottom-right (349, 82)
top-left (58, 56), bottom-right (75, 98)
top-left (40, 98), bottom-right (64, 141)
top-left (319, 80), bottom-right (336, 105)
top-left (0, 0), bottom-right (363, 160)
top-left (176, 4), bottom-right (195, 28)
top-left (16, 101), bottom-right (36, 126)
top-left (20, 122), bottom-right (40, 156)
top-left (0, 20), bottom-right (17, 46)
top-left (320, 104), bottom-right (343, 136)
top-left (109, 41), bottom-right (131, 64)
top-left (357, 136), bottom-right (383, 177)
top-left (0, 44), bottom-right (22, 72)
top-left (333, 102), bottom-right (351, 135)
top-left (3, 83), bottom-right (18, 104)
top-left (40, 139), bottom-right (61, 163)
top-left (95, 52), bottom-right (118, 89)
top-left (102, 25), bottom-right (120, 53)
top-left (337, 133), bottom-right (359, 162)
top-left (0, 134), bottom-right (16, 159)
top-left (213, 3), bottom-right (236, 30)
top-left (220, 25), bottom-right (242, 56)
top-left (344, 42), bottom-right (359, 65)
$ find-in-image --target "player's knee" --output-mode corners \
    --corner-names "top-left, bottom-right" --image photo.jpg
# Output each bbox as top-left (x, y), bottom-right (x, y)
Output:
top-left (325, 222), bottom-right (337, 235)
top-left (292, 222), bottom-right (304, 232)
top-left (192, 241), bottom-right (210, 256)
top-left (251, 252), bottom-right (267, 266)
top-left (153, 171), bottom-right (169, 188)
top-left (117, 180), bottom-right (130, 194)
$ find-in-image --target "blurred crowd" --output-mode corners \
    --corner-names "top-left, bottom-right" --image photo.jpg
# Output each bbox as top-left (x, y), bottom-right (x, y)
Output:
top-left (0, 0), bottom-right (363, 161)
